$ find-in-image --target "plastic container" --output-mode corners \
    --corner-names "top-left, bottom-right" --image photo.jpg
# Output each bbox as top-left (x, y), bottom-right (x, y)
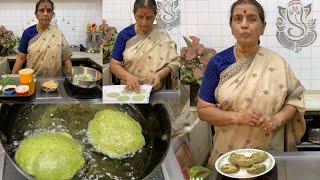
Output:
top-left (16, 85), bottom-right (29, 95)
top-left (2, 85), bottom-right (16, 95)
top-left (18, 68), bottom-right (34, 84)
top-left (20, 81), bottom-right (35, 94)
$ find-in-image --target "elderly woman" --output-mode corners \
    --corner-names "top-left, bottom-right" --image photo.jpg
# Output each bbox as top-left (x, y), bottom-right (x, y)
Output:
top-left (197, 0), bottom-right (305, 169)
top-left (110, 0), bottom-right (180, 92)
top-left (12, 0), bottom-right (72, 77)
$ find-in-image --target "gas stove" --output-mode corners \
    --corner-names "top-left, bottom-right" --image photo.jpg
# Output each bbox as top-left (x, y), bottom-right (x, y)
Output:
top-left (63, 79), bottom-right (102, 99)
top-left (297, 111), bottom-right (320, 151)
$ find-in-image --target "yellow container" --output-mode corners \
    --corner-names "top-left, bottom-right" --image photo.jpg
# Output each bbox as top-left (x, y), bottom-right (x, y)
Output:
top-left (19, 68), bottom-right (34, 84)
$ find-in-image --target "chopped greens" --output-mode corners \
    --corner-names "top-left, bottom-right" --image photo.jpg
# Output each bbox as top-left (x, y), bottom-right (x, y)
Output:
top-left (0, 76), bottom-right (16, 86)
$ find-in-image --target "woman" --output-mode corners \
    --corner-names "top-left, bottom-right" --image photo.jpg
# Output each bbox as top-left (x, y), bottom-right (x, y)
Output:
top-left (12, 0), bottom-right (72, 77)
top-left (197, 0), bottom-right (305, 169)
top-left (110, 0), bottom-right (180, 93)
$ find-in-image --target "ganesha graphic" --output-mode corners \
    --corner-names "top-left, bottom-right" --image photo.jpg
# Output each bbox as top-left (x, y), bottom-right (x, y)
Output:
top-left (276, 0), bottom-right (317, 53)
top-left (156, 0), bottom-right (180, 31)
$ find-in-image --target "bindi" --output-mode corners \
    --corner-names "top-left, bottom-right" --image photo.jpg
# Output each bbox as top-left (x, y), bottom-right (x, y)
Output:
top-left (243, 10), bottom-right (247, 14)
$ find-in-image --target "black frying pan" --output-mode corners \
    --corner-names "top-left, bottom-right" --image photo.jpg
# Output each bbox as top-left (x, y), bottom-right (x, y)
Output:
top-left (0, 104), bottom-right (171, 179)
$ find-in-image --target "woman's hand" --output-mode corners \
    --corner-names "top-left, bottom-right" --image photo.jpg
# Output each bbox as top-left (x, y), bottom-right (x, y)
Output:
top-left (125, 75), bottom-right (145, 93)
top-left (150, 72), bottom-right (163, 91)
top-left (256, 114), bottom-right (282, 132)
top-left (236, 108), bottom-right (262, 127)
top-left (150, 67), bottom-right (170, 91)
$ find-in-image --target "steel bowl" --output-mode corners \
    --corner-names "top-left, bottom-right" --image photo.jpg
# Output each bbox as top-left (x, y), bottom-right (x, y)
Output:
top-left (66, 66), bottom-right (102, 89)
top-left (308, 128), bottom-right (320, 144)
top-left (40, 80), bottom-right (58, 92)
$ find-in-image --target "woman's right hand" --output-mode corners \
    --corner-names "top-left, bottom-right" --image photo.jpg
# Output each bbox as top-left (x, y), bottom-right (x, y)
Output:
top-left (125, 75), bottom-right (145, 93)
top-left (236, 108), bottom-right (261, 127)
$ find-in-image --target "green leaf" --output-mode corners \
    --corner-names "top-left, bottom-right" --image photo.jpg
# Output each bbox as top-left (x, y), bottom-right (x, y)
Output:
top-left (190, 166), bottom-right (212, 179)
top-left (196, 78), bottom-right (202, 85)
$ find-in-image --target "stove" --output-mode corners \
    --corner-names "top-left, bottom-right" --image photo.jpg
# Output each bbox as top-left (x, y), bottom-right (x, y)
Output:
top-left (63, 79), bottom-right (102, 99)
top-left (297, 111), bottom-right (320, 151)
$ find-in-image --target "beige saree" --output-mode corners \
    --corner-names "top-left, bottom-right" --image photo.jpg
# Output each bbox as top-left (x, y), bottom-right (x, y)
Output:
top-left (122, 25), bottom-right (180, 89)
top-left (26, 24), bottom-right (72, 77)
top-left (207, 47), bottom-right (306, 169)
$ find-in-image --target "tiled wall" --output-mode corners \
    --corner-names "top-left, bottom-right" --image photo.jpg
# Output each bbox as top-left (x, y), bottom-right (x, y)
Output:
top-left (181, 0), bottom-right (320, 90)
top-left (102, 0), bottom-right (181, 48)
top-left (0, 0), bottom-right (102, 47)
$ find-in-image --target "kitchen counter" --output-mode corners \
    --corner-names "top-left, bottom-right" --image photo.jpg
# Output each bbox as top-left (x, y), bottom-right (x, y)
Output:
top-left (304, 90), bottom-right (320, 111)
top-left (0, 77), bottom-right (183, 104)
top-left (209, 151), bottom-right (320, 180)
top-left (5, 52), bottom-right (102, 67)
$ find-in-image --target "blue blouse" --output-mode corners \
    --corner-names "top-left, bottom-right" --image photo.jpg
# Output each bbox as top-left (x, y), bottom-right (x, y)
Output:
top-left (198, 46), bottom-right (236, 104)
top-left (111, 24), bottom-right (136, 62)
top-left (18, 25), bottom-right (38, 54)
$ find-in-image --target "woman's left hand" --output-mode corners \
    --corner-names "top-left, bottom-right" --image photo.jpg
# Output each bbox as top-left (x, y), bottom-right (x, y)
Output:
top-left (150, 72), bottom-right (163, 91)
top-left (256, 114), bottom-right (282, 132)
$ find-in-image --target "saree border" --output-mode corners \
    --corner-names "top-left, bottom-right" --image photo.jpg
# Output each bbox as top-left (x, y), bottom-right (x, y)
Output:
top-left (125, 25), bottom-right (158, 49)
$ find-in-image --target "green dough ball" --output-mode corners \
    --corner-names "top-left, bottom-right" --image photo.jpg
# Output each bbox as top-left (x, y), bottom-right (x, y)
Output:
top-left (106, 92), bottom-right (120, 98)
top-left (228, 153), bottom-right (245, 164)
top-left (221, 164), bottom-right (240, 174)
top-left (138, 89), bottom-right (147, 95)
top-left (228, 153), bottom-right (254, 167)
top-left (132, 95), bottom-right (145, 102)
top-left (121, 89), bottom-right (134, 94)
top-left (247, 163), bottom-right (266, 174)
top-left (15, 132), bottom-right (85, 180)
top-left (87, 109), bottom-right (145, 159)
top-left (116, 96), bottom-right (130, 102)
top-left (250, 152), bottom-right (268, 163)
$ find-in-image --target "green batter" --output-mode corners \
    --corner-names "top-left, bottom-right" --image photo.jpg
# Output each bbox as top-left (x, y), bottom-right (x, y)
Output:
top-left (87, 109), bottom-right (145, 159)
top-left (121, 89), bottom-right (134, 94)
top-left (132, 95), bottom-right (146, 102)
top-left (116, 95), bottom-right (130, 102)
top-left (138, 89), bottom-right (147, 95)
top-left (106, 92), bottom-right (120, 98)
top-left (15, 132), bottom-right (85, 180)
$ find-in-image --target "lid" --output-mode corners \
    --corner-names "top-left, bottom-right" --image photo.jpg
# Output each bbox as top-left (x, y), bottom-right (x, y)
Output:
top-left (19, 68), bottom-right (34, 75)
top-left (16, 85), bottom-right (29, 93)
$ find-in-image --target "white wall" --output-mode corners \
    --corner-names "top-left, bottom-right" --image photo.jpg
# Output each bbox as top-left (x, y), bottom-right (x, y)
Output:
top-left (0, 0), bottom-right (102, 46)
top-left (181, 0), bottom-right (320, 90)
top-left (102, 0), bottom-right (181, 48)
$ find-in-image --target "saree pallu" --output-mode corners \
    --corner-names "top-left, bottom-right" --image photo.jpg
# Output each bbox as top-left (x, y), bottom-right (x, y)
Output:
top-left (122, 25), bottom-right (180, 89)
top-left (27, 25), bottom-right (72, 77)
top-left (207, 47), bottom-right (305, 169)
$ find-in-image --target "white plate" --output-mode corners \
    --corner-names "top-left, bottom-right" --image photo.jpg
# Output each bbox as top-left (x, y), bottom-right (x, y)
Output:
top-left (102, 85), bottom-right (152, 104)
top-left (215, 149), bottom-right (275, 179)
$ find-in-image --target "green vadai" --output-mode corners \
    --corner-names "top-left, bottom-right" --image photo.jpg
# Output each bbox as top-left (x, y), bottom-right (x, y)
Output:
top-left (87, 109), bottom-right (145, 159)
top-left (15, 132), bottom-right (85, 180)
